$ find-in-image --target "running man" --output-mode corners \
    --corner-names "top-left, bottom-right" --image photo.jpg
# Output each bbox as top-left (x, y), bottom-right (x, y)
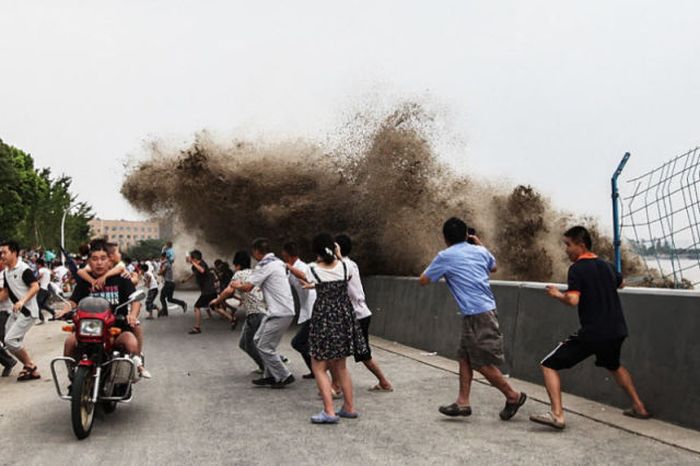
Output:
top-left (419, 217), bottom-right (526, 421)
top-left (0, 240), bottom-right (41, 381)
top-left (182, 250), bottom-right (219, 334)
top-left (530, 226), bottom-right (650, 430)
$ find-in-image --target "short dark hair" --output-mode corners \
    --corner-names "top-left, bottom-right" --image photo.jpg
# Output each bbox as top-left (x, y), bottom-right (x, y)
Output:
top-left (78, 243), bottom-right (90, 257)
top-left (189, 249), bottom-right (203, 261)
top-left (312, 233), bottom-right (336, 265)
top-left (282, 241), bottom-right (299, 257)
top-left (160, 252), bottom-right (167, 258)
top-left (442, 217), bottom-right (468, 246)
top-left (564, 226), bottom-right (592, 250)
top-left (233, 250), bottom-right (251, 269)
top-left (88, 239), bottom-right (109, 257)
top-left (0, 240), bottom-right (20, 254)
top-left (335, 234), bottom-right (352, 256)
top-left (36, 258), bottom-right (46, 267)
top-left (251, 238), bottom-right (270, 254)
top-left (142, 263), bottom-right (150, 272)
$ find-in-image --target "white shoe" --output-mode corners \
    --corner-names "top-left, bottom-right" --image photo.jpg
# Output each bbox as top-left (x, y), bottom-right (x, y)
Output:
top-left (139, 367), bottom-right (152, 379)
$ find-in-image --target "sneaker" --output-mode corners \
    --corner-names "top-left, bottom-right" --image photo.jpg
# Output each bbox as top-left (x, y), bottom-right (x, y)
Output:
top-left (311, 411), bottom-right (339, 424)
top-left (139, 367), bottom-right (152, 379)
top-left (252, 376), bottom-right (275, 386)
top-left (271, 374), bottom-right (295, 389)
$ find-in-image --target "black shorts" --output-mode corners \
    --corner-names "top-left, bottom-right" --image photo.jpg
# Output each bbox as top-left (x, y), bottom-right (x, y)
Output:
top-left (541, 336), bottom-right (625, 371)
top-left (354, 316), bottom-right (372, 363)
top-left (195, 293), bottom-right (218, 309)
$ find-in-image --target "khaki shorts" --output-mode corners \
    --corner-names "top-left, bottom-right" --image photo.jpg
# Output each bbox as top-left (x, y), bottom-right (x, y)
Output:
top-left (458, 310), bottom-right (505, 368)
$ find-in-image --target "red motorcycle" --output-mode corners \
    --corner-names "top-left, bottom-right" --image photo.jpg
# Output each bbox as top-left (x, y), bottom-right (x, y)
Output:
top-left (50, 290), bottom-right (146, 439)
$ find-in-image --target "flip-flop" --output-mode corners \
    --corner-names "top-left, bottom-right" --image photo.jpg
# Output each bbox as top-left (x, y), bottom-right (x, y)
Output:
top-left (188, 327), bottom-right (202, 334)
top-left (623, 408), bottom-right (652, 420)
top-left (529, 412), bottom-right (566, 430)
top-left (368, 384), bottom-right (394, 392)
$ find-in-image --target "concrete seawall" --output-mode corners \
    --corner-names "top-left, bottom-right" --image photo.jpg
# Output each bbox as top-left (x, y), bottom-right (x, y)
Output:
top-left (364, 276), bottom-right (700, 431)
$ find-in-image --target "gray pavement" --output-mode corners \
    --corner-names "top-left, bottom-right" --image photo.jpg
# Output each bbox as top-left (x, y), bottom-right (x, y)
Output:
top-left (1, 291), bottom-right (699, 465)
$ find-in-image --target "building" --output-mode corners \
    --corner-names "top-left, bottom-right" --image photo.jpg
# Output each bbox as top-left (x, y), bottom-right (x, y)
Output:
top-left (88, 218), bottom-right (161, 250)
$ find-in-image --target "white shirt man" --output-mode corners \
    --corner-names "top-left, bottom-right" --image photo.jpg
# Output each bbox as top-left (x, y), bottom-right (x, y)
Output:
top-left (282, 247), bottom-right (317, 377)
top-left (0, 242), bottom-right (41, 381)
top-left (288, 259), bottom-right (316, 324)
top-left (52, 263), bottom-right (69, 287)
top-left (233, 243), bottom-right (295, 387)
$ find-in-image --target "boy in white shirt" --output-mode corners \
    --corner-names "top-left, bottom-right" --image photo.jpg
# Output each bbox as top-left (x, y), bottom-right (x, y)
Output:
top-left (281, 242), bottom-right (317, 379)
top-left (143, 263), bottom-right (160, 319)
top-left (335, 235), bottom-right (393, 392)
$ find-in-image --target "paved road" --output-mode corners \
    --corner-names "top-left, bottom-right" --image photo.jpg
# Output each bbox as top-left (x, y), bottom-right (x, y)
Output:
top-left (1, 291), bottom-right (698, 465)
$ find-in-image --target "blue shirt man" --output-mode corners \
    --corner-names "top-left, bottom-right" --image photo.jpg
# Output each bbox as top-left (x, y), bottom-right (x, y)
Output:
top-left (423, 242), bottom-right (497, 315)
top-left (419, 217), bottom-right (525, 422)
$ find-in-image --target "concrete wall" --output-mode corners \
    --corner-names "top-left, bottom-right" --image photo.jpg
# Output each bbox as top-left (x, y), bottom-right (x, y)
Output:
top-left (364, 276), bottom-right (700, 431)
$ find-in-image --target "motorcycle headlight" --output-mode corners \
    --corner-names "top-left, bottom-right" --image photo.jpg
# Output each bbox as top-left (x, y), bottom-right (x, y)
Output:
top-left (79, 319), bottom-right (104, 337)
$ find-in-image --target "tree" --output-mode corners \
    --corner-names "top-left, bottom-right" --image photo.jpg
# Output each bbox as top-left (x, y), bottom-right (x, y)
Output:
top-left (126, 239), bottom-right (164, 261)
top-left (0, 138), bottom-right (93, 252)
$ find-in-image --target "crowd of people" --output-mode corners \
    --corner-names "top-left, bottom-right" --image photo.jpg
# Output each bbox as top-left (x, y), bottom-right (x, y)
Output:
top-left (0, 217), bottom-right (652, 428)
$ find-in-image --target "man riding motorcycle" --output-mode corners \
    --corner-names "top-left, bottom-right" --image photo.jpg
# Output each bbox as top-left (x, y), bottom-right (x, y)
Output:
top-left (55, 239), bottom-right (150, 379)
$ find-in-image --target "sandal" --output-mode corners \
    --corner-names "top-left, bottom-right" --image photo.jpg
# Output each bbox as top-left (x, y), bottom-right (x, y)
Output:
top-left (623, 408), bottom-right (652, 420)
top-left (500, 392), bottom-right (527, 420)
top-left (439, 403), bottom-right (472, 417)
top-left (17, 365), bottom-right (41, 382)
top-left (188, 327), bottom-right (202, 335)
top-left (529, 412), bottom-right (566, 430)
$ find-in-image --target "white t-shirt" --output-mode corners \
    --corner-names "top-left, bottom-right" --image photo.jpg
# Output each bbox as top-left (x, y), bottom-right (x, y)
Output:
top-left (38, 267), bottom-right (51, 290)
top-left (344, 258), bottom-right (372, 320)
top-left (3, 259), bottom-right (39, 318)
top-left (0, 268), bottom-right (12, 311)
top-left (306, 260), bottom-right (352, 284)
top-left (248, 254), bottom-right (295, 317)
top-left (53, 265), bottom-right (69, 284)
top-left (288, 259), bottom-right (317, 324)
top-left (145, 271), bottom-right (158, 290)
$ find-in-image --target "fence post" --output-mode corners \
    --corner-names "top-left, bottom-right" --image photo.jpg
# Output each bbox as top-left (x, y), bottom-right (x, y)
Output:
top-left (612, 152), bottom-right (631, 273)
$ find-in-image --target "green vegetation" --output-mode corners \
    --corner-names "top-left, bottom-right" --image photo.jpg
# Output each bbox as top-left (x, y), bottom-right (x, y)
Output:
top-left (125, 238), bottom-right (164, 261)
top-left (0, 138), bottom-right (93, 252)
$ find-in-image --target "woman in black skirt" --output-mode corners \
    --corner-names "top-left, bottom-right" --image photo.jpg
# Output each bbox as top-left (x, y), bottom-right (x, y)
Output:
top-left (288, 233), bottom-right (369, 424)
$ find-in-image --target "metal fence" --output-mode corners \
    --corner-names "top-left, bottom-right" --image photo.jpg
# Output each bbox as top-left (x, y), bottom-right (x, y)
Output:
top-left (620, 147), bottom-right (700, 287)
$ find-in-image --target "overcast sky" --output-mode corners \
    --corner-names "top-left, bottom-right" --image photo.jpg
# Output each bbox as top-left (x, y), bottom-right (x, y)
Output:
top-left (1, 0), bottom-right (699, 233)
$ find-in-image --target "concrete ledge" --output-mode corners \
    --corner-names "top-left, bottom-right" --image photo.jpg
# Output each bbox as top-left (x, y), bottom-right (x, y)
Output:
top-left (364, 276), bottom-right (700, 431)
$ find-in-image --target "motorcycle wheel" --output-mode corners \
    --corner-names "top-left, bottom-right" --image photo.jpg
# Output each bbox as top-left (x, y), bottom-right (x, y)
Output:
top-left (71, 365), bottom-right (96, 440)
